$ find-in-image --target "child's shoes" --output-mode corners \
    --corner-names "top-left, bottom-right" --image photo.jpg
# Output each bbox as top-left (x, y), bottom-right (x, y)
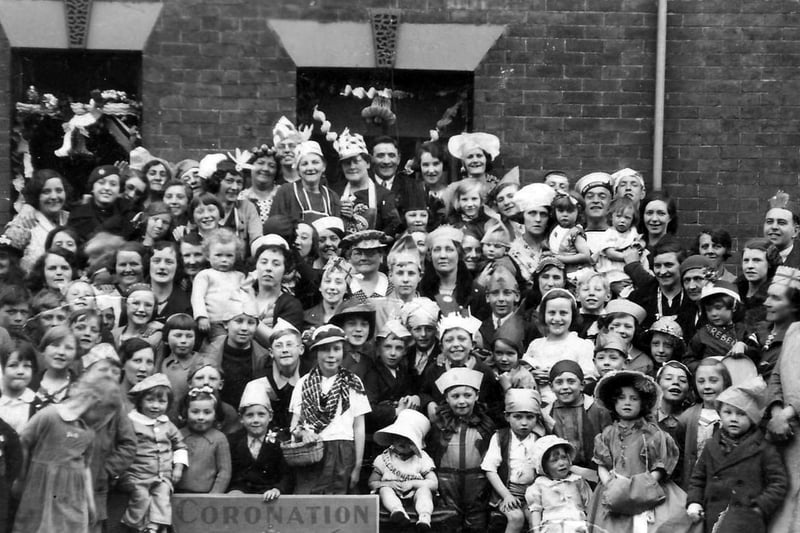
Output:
top-left (416, 513), bottom-right (432, 532)
top-left (390, 510), bottom-right (411, 525)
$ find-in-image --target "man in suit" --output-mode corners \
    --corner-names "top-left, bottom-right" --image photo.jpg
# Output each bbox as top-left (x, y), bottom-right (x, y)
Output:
top-left (370, 136), bottom-right (425, 218)
top-left (763, 191), bottom-right (800, 268)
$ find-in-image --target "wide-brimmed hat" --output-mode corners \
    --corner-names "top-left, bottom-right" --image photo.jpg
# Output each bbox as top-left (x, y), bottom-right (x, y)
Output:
top-left (435, 367), bottom-right (483, 394)
top-left (308, 324), bottom-right (346, 351)
top-left (604, 299), bottom-right (647, 325)
top-left (531, 435), bottom-right (576, 475)
top-left (342, 229), bottom-right (391, 251)
top-left (514, 183), bottom-right (556, 213)
top-left (575, 172), bottom-right (613, 196)
top-left (447, 132), bottom-right (500, 161)
top-left (595, 370), bottom-right (659, 414)
top-left (330, 300), bottom-right (376, 339)
top-left (374, 409), bottom-right (431, 453)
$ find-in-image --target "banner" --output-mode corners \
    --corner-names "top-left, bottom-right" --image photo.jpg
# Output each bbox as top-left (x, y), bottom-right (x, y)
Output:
top-left (172, 494), bottom-right (379, 533)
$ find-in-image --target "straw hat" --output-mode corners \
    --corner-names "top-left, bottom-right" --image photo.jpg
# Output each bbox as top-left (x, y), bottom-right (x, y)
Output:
top-left (330, 300), bottom-right (377, 339)
top-left (594, 370), bottom-right (658, 413)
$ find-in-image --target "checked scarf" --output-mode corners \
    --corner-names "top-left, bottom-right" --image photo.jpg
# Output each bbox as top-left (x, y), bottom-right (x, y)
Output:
top-left (300, 365), bottom-right (365, 433)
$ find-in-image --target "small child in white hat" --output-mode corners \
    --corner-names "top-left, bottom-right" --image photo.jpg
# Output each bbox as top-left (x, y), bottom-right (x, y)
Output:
top-left (368, 409), bottom-right (437, 531)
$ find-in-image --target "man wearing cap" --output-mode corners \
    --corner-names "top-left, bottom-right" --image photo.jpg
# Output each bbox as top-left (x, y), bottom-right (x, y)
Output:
top-left (611, 168), bottom-right (647, 209)
top-left (626, 241), bottom-right (696, 331)
top-left (335, 129), bottom-right (401, 236)
top-left (763, 190), bottom-right (800, 268)
top-left (575, 172), bottom-right (613, 257)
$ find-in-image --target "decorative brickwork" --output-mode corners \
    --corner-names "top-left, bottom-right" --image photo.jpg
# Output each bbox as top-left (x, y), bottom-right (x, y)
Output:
top-left (370, 9), bottom-right (400, 68)
top-left (64, 0), bottom-right (92, 48)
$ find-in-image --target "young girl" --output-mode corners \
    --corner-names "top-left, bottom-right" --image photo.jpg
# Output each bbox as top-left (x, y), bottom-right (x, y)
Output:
top-left (677, 358), bottom-right (731, 490)
top-left (588, 370), bottom-right (698, 533)
top-left (645, 316), bottom-right (685, 368)
top-left (159, 313), bottom-right (201, 408)
top-left (595, 196), bottom-right (644, 274)
top-left (522, 289), bottom-right (596, 404)
top-left (0, 336), bottom-right (37, 434)
top-left (446, 178), bottom-right (491, 239)
top-left (30, 325), bottom-right (78, 413)
top-left (600, 298), bottom-right (653, 376)
top-left (685, 281), bottom-right (751, 368)
top-left (176, 386), bottom-right (232, 493)
top-left (686, 378), bottom-right (787, 533)
top-left (491, 336), bottom-right (536, 393)
top-left (427, 368), bottom-right (495, 533)
top-left (120, 373), bottom-right (188, 533)
top-left (330, 300), bottom-right (376, 380)
top-left (289, 324), bottom-right (371, 494)
top-left (369, 409), bottom-right (437, 531)
top-left (482, 389), bottom-right (545, 533)
top-left (113, 284), bottom-right (163, 353)
top-left (526, 435), bottom-right (591, 533)
top-left (548, 191), bottom-right (592, 275)
top-left (227, 381), bottom-right (289, 497)
top-left (13, 376), bottom-right (117, 533)
top-left (190, 227), bottom-right (250, 341)
top-left (185, 357), bottom-right (240, 435)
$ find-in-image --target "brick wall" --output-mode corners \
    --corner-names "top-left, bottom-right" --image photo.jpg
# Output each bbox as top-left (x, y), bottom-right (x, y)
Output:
top-left (0, 24), bottom-right (10, 222)
top-left (4, 0), bottom-right (800, 256)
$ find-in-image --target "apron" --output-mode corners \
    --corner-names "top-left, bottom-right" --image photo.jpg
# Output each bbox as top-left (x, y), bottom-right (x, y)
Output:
top-left (292, 182), bottom-right (334, 224)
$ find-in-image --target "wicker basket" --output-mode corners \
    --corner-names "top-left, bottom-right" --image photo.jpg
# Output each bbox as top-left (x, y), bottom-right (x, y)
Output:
top-left (280, 439), bottom-right (324, 467)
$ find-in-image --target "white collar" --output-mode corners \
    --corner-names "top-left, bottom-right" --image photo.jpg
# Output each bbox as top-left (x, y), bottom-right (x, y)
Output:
top-left (0, 388), bottom-right (35, 404)
top-left (129, 410), bottom-right (169, 425)
top-left (272, 363), bottom-right (300, 388)
top-left (780, 244), bottom-right (794, 262)
top-left (350, 272), bottom-right (389, 296)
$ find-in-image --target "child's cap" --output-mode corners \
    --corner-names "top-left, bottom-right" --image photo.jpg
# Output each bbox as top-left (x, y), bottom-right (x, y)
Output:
top-left (309, 324), bottom-right (346, 350)
top-left (269, 317), bottom-right (301, 346)
top-left (679, 254), bottom-right (712, 277)
top-left (129, 373), bottom-right (172, 396)
top-left (594, 370), bottom-right (658, 413)
top-left (377, 319), bottom-right (411, 341)
top-left (81, 343), bottom-right (120, 369)
top-left (437, 313), bottom-right (482, 341)
top-left (239, 381), bottom-right (272, 412)
top-left (715, 376), bottom-right (766, 425)
top-left (514, 183), bottom-right (556, 213)
top-left (222, 288), bottom-right (259, 321)
top-left (250, 234), bottom-right (290, 257)
top-left (504, 388), bottom-right (542, 414)
top-left (531, 434), bottom-right (576, 475)
top-left (700, 280), bottom-right (741, 305)
top-left (374, 409), bottom-right (430, 453)
top-left (480, 219), bottom-right (511, 246)
top-left (604, 299), bottom-right (646, 325)
top-left (435, 367), bottom-right (483, 394)
top-left (611, 168), bottom-right (645, 190)
top-left (575, 172), bottom-right (613, 197)
top-left (594, 332), bottom-right (628, 355)
top-left (549, 359), bottom-right (584, 383)
top-left (645, 316), bottom-right (684, 345)
top-left (401, 297), bottom-right (440, 328)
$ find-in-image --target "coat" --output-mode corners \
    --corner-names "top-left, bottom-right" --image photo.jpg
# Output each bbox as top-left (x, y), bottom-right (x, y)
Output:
top-left (363, 359), bottom-right (419, 432)
top-left (227, 429), bottom-right (292, 494)
top-left (686, 429), bottom-right (788, 533)
top-left (675, 403), bottom-right (718, 490)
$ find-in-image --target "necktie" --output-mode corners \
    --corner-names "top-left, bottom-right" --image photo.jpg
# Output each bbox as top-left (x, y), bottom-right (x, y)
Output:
top-left (249, 437), bottom-right (262, 458)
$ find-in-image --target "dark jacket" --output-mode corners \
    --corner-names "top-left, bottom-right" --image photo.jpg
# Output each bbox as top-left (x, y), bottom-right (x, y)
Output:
top-left (419, 358), bottom-right (504, 426)
top-left (625, 260), bottom-right (699, 334)
top-left (363, 359), bottom-right (419, 432)
top-left (67, 198), bottom-right (136, 241)
top-left (686, 429), bottom-right (788, 533)
top-left (675, 403), bottom-right (718, 490)
top-left (227, 429), bottom-right (292, 494)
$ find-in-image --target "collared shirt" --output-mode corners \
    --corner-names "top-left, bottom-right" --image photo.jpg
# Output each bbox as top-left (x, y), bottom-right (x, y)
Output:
top-left (248, 435), bottom-right (264, 458)
top-left (272, 363), bottom-right (300, 390)
top-left (378, 177), bottom-right (395, 190)
top-left (493, 313), bottom-right (511, 330)
top-left (481, 431), bottom-right (538, 484)
top-left (780, 244), bottom-right (794, 264)
top-left (0, 388), bottom-right (35, 433)
top-left (414, 346), bottom-right (435, 376)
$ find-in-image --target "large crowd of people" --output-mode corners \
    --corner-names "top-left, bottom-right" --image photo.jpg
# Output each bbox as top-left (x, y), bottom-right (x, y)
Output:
top-left (0, 117), bottom-right (798, 533)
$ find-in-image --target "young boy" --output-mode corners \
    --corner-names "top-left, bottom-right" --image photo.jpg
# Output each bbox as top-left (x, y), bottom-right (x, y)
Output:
top-left (401, 297), bottom-right (441, 378)
top-left (479, 266), bottom-right (534, 351)
top-left (482, 389), bottom-right (546, 533)
top-left (227, 381), bottom-right (290, 497)
top-left (592, 332), bottom-right (628, 379)
top-left (543, 360), bottom-right (611, 470)
top-left (576, 272), bottom-right (610, 338)
top-left (387, 247), bottom-right (422, 305)
top-left (427, 368), bottom-right (495, 533)
top-left (0, 283), bottom-right (31, 334)
top-left (687, 378), bottom-right (787, 532)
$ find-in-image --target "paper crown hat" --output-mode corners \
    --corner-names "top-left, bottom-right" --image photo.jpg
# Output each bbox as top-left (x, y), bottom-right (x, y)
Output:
top-left (481, 218), bottom-right (512, 245)
top-left (437, 313), bottom-right (482, 340)
top-left (272, 116), bottom-right (309, 146)
top-left (435, 367), bottom-right (483, 393)
top-left (292, 140), bottom-right (324, 169)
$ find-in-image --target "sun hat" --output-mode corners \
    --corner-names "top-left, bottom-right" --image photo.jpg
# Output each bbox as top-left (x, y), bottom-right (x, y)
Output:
top-left (447, 132), bottom-right (500, 161)
top-left (374, 409), bottom-right (431, 453)
top-left (330, 300), bottom-right (376, 339)
top-left (531, 435), bottom-right (576, 475)
top-left (594, 370), bottom-right (658, 414)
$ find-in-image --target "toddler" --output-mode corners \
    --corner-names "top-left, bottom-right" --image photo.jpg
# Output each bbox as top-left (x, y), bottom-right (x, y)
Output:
top-left (369, 409), bottom-right (437, 531)
top-left (227, 382), bottom-right (289, 497)
top-left (190, 227), bottom-right (250, 340)
top-left (526, 435), bottom-right (591, 533)
top-left (483, 389), bottom-right (545, 533)
top-left (475, 220), bottom-right (516, 289)
top-left (548, 192), bottom-right (592, 274)
top-left (686, 281), bottom-right (751, 368)
top-left (63, 280), bottom-right (97, 311)
top-left (687, 378), bottom-right (787, 533)
top-left (176, 387), bottom-right (232, 494)
top-left (120, 373), bottom-right (188, 533)
top-left (594, 196), bottom-right (644, 274)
